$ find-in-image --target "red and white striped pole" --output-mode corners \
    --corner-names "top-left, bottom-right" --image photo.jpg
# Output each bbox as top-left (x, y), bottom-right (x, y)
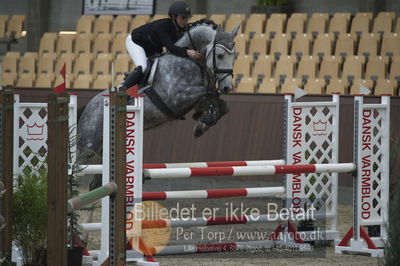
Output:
top-left (143, 163), bottom-right (356, 179)
top-left (141, 215), bottom-right (271, 229)
top-left (80, 215), bottom-right (273, 232)
top-left (143, 186), bottom-right (286, 201)
top-left (80, 212), bottom-right (331, 232)
top-left (144, 159), bottom-right (285, 169)
top-left (79, 160), bottom-right (286, 175)
top-left (140, 212), bottom-right (331, 229)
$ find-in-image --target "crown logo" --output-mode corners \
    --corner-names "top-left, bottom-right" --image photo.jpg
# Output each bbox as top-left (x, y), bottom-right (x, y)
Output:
top-left (26, 123), bottom-right (45, 140)
top-left (313, 120), bottom-right (327, 131)
top-left (312, 120), bottom-right (327, 136)
top-left (27, 123), bottom-right (44, 135)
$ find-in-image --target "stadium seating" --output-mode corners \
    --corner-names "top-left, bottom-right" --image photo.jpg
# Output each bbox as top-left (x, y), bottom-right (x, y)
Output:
top-left (1, 12), bottom-right (398, 95)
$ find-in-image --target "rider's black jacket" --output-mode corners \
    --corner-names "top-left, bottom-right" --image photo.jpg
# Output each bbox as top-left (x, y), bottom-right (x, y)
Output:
top-left (130, 18), bottom-right (187, 57)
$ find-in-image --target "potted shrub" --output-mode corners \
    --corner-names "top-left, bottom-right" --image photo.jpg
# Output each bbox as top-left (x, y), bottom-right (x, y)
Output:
top-left (12, 128), bottom-right (87, 266)
top-left (67, 164), bottom-right (85, 266)
top-left (66, 125), bottom-right (108, 265)
top-left (66, 126), bottom-right (101, 265)
top-left (12, 166), bottom-right (48, 266)
top-left (67, 126), bottom-right (86, 266)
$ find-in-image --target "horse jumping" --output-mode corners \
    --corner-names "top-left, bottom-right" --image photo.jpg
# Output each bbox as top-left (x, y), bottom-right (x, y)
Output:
top-left (77, 19), bottom-right (240, 190)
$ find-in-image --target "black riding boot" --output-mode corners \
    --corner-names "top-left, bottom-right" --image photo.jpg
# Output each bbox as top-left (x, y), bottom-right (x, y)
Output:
top-left (121, 66), bottom-right (143, 89)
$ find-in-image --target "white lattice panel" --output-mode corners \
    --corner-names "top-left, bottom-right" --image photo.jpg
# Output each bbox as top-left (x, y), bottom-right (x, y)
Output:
top-left (285, 94), bottom-right (340, 239)
top-left (13, 94), bottom-right (78, 177)
top-left (356, 96), bottom-right (390, 240)
top-left (335, 95), bottom-right (390, 257)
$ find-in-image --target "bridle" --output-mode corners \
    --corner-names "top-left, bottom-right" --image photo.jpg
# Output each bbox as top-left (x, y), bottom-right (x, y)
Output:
top-left (206, 40), bottom-right (235, 85)
top-left (187, 29), bottom-right (235, 90)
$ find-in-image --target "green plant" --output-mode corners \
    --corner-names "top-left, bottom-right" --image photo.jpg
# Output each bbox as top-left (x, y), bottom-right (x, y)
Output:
top-left (12, 166), bottom-right (47, 266)
top-left (67, 125), bottom-right (83, 248)
top-left (257, 0), bottom-right (288, 5)
top-left (67, 125), bottom-right (97, 249)
top-left (12, 119), bottom-right (99, 264)
top-left (12, 124), bottom-right (90, 266)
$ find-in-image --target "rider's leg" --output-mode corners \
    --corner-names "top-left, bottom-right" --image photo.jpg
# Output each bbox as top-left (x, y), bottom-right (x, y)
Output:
top-left (123, 34), bottom-right (147, 88)
top-left (121, 65), bottom-right (143, 88)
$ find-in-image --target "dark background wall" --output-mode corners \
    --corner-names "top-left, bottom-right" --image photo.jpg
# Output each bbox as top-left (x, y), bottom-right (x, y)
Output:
top-left (16, 89), bottom-right (400, 187)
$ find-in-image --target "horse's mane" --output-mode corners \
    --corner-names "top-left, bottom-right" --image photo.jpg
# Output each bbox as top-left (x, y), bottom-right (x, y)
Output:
top-left (188, 18), bottom-right (219, 30)
top-left (181, 18), bottom-right (234, 51)
top-left (188, 19), bottom-right (236, 51)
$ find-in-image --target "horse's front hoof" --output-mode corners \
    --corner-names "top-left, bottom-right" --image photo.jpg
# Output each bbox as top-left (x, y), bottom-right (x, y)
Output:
top-left (193, 124), bottom-right (205, 137)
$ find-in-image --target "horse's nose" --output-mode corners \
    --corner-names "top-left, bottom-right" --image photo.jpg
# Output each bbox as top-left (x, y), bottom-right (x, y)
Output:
top-left (222, 85), bottom-right (232, 93)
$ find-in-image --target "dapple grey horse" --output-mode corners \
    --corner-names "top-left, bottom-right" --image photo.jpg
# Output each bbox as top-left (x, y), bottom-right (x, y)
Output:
top-left (77, 20), bottom-right (240, 172)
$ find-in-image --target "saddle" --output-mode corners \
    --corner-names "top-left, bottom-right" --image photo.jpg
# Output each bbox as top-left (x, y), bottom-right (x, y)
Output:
top-left (127, 55), bottom-right (185, 120)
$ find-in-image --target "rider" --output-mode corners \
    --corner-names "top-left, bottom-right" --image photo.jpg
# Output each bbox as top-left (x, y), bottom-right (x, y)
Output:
top-left (122, 1), bottom-right (202, 88)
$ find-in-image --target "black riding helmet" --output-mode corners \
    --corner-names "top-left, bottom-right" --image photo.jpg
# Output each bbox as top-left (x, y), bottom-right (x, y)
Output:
top-left (168, 1), bottom-right (192, 19)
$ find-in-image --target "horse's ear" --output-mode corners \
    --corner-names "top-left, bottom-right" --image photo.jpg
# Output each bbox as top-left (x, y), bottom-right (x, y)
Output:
top-left (230, 23), bottom-right (241, 38)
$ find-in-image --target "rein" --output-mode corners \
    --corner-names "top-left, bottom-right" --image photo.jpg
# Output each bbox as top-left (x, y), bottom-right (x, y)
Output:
top-left (210, 41), bottom-right (234, 84)
top-left (187, 29), bottom-right (198, 51)
top-left (187, 29), bottom-right (234, 95)
top-left (186, 29), bottom-right (217, 96)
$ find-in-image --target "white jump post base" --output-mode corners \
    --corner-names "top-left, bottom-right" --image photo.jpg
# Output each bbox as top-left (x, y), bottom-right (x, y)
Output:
top-left (335, 95), bottom-right (390, 257)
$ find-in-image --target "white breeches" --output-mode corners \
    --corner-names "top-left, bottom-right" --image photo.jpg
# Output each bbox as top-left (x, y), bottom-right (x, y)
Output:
top-left (126, 34), bottom-right (148, 72)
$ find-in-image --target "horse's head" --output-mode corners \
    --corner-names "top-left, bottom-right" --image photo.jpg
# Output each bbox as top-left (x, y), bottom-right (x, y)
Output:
top-left (205, 24), bottom-right (240, 94)
top-left (177, 20), bottom-right (240, 94)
